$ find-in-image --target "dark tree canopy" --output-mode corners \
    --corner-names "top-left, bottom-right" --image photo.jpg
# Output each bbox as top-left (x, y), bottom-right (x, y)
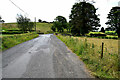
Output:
top-left (100, 27), bottom-right (105, 33)
top-left (106, 7), bottom-right (120, 37)
top-left (38, 19), bottom-right (42, 22)
top-left (69, 2), bottom-right (100, 35)
top-left (0, 16), bottom-right (5, 23)
top-left (51, 16), bottom-right (68, 32)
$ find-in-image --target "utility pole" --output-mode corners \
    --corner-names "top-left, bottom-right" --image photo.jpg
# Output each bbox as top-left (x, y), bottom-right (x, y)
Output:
top-left (35, 17), bottom-right (36, 32)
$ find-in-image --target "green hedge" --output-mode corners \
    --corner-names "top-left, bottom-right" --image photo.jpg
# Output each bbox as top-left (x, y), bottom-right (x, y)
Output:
top-left (105, 31), bottom-right (117, 35)
top-left (2, 31), bottom-right (24, 34)
top-left (1, 32), bottom-right (39, 51)
top-left (87, 32), bottom-right (106, 37)
top-left (86, 32), bottom-right (118, 39)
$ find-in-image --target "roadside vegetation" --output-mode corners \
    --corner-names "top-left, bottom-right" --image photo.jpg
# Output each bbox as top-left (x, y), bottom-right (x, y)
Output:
top-left (57, 35), bottom-right (118, 78)
top-left (1, 0), bottom-right (119, 79)
top-left (1, 32), bottom-right (39, 51)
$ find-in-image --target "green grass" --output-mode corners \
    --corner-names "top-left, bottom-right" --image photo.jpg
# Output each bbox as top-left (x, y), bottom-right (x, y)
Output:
top-left (36, 23), bottom-right (53, 33)
top-left (1, 32), bottom-right (39, 51)
top-left (105, 31), bottom-right (117, 36)
top-left (56, 35), bottom-right (119, 79)
top-left (2, 22), bottom-right (53, 33)
top-left (1, 22), bottom-right (53, 51)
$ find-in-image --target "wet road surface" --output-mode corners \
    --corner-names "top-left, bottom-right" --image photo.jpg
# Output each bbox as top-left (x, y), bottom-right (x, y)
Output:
top-left (2, 34), bottom-right (92, 78)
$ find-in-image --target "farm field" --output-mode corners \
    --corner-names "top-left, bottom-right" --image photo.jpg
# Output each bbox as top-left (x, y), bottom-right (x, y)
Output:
top-left (74, 36), bottom-right (118, 54)
top-left (36, 23), bottom-right (53, 33)
top-left (57, 35), bottom-right (119, 78)
top-left (2, 22), bottom-right (53, 33)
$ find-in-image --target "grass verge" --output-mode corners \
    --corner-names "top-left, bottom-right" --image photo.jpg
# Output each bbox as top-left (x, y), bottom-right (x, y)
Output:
top-left (56, 35), bottom-right (119, 79)
top-left (1, 32), bottom-right (39, 51)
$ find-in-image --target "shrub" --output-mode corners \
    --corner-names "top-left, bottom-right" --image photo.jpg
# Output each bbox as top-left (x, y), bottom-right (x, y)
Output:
top-left (2, 31), bottom-right (24, 34)
top-left (17, 14), bottom-right (34, 32)
top-left (87, 32), bottom-right (106, 37)
top-left (105, 31), bottom-right (117, 35)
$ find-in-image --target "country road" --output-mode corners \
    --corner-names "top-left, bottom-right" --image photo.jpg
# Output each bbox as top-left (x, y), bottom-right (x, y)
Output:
top-left (2, 34), bottom-right (92, 78)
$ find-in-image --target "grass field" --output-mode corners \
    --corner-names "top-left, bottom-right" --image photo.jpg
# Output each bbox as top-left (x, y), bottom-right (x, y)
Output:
top-left (57, 35), bottom-right (119, 78)
top-left (36, 23), bottom-right (53, 33)
top-left (2, 22), bottom-right (53, 33)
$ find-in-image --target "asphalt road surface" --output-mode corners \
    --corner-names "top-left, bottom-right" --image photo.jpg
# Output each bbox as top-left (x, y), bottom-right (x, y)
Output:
top-left (2, 34), bottom-right (92, 78)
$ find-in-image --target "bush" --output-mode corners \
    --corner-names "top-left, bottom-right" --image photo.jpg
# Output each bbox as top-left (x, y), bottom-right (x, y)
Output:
top-left (87, 32), bottom-right (106, 37)
top-left (105, 31), bottom-right (117, 35)
top-left (2, 31), bottom-right (24, 34)
top-left (1, 32), bottom-right (39, 51)
top-left (106, 35), bottom-right (118, 39)
top-left (17, 14), bottom-right (34, 32)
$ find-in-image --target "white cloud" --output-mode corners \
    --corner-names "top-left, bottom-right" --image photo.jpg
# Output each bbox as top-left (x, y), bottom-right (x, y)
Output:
top-left (94, 0), bottom-right (119, 28)
top-left (0, 0), bottom-right (76, 22)
top-left (0, 0), bottom-right (119, 28)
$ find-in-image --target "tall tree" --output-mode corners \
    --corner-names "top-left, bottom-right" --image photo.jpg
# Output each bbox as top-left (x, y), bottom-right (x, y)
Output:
top-left (38, 19), bottom-right (42, 22)
top-left (69, 2), bottom-right (100, 35)
top-left (52, 16), bottom-right (67, 32)
top-left (100, 27), bottom-right (105, 33)
top-left (0, 16), bottom-right (5, 23)
top-left (106, 7), bottom-right (120, 38)
top-left (17, 14), bottom-right (34, 32)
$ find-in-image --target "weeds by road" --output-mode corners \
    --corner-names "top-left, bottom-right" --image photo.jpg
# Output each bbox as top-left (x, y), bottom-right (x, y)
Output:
top-left (1, 32), bottom-right (39, 51)
top-left (57, 35), bottom-right (118, 78)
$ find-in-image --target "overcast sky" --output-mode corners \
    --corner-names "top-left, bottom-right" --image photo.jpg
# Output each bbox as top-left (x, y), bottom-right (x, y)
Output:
top-left (0, 0), bottom-right (120, 28)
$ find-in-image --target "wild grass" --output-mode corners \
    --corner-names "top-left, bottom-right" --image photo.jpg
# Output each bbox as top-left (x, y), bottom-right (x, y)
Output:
top-left (57, 35), bottom-right (119, 79)
top-left (1, 32), bottom-right (39, 51)
top-left (36, 23), bottom-right (53, 33)
top-left (2, 23), bottom-right (53, 33)
top-left (2, 23), bottom-right (19, 30)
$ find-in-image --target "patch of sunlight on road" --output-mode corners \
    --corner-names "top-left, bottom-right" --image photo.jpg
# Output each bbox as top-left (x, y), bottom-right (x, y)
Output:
top-left (40, 34), bottom-right (53, 37)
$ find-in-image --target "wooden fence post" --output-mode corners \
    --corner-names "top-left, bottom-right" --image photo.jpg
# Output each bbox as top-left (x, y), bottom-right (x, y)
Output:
top-left (101, 42), bottom-right (104, 59)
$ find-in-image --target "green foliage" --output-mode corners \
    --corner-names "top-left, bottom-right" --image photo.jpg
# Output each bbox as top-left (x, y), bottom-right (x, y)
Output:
top-left (105, 31), bottom-right (117, 35)
top-left (100, 27), bottom-right (105, 33)
top-left (87, 32), bottom-right (106, 37)
top-left (17, 14), bottom-right (34, 32)
top-left (69, 2), bottom-right (100, 35)
top-left (52, 16), bottom-right (68, 32)
top-left (2, 31), bottom-right (24, 34)
top-left (1, 33), bottom-right (39, 51)
top-left (56, 35), bottom-right (119, 78)
top-left (2, 23), bottom-right (53, 34)
top-left (86, 32), bottom-right (118, 39)
top-left (106, 7), bottom-right (120, 37)
top-left (51, 25), bottom-right (56, 32)
top-left (0, 16), bottom-right (5, 23)
top-left (106, 35), bottom-right (118, 39)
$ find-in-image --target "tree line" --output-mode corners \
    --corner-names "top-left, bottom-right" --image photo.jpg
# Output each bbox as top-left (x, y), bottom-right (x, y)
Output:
top-left (1, 1), bottom-right (119, 37)
top-left (51, 1), bottom-right (120, 37)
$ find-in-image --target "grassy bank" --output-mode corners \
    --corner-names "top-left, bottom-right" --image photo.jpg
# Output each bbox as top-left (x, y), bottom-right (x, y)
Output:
top-left (1, 32), bottom-right (39, 51)
top-left (56, 35), bottom-right (118, 79)
top-left (36, 23), bottom-right (53, 33)
top-left (2, 23), bottom-right (53, 33)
